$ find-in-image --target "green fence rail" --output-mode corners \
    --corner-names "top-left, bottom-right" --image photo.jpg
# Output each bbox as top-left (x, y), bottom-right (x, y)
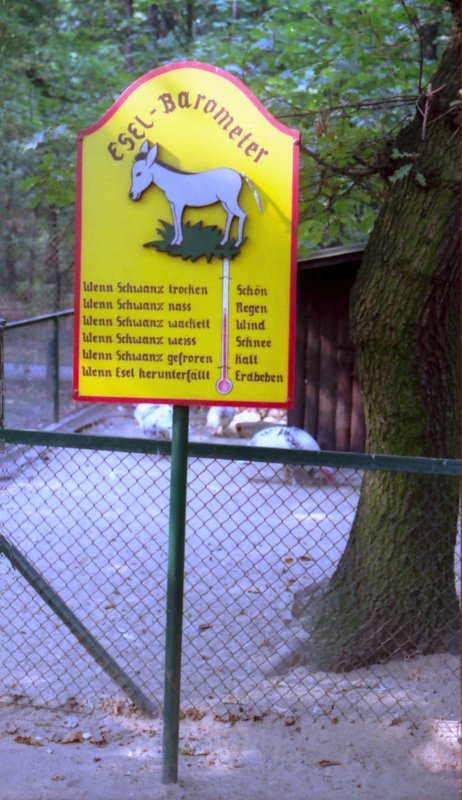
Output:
top-left (1, 426), bottom-right (460, 475)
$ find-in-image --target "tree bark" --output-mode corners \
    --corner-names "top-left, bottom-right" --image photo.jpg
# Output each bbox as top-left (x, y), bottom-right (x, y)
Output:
top-left (302, 9), bottom-right (460, 670)
top-left (46, 204), bottom-right (61, 310)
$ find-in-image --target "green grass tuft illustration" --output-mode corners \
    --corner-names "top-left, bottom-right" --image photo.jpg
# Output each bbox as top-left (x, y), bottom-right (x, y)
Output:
top-left (143, 220), bottom-right (243, 262)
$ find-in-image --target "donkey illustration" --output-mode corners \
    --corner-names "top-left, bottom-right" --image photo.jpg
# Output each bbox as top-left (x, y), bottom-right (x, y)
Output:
top-left (129, 140), bottom-right (262, 247)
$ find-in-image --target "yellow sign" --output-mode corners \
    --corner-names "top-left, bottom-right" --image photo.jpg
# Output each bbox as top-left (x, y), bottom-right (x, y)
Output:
top-left (73, 62), bottom-right (299, 407)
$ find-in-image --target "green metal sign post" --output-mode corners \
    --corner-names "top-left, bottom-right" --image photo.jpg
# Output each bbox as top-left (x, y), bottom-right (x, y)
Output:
top-left (162, 405), bottom-right (190, 784)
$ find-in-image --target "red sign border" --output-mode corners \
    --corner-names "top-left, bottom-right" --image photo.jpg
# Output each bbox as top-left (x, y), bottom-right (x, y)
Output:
top-left (74, 61), bottom-right (299, 409)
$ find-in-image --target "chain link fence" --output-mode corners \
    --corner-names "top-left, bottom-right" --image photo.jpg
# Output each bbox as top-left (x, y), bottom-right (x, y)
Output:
top-left (0, 431), bottom-right (459, 726)
top-left (2, 313), bottom-right (76, 429)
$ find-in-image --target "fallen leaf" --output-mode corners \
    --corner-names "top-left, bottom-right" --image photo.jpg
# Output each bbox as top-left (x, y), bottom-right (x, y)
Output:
top-left (181, 707), bottom-right (206, 721)
top-left (299, 555), bottom-right (313, 561)
top-left (284, 557), bottom-right (295, 564)
top-left (179, 744), bottom-right (210, 757)
top-left (214, 711), bottom-right (242, 724)
top-left (214, 708), bottom-right (266, 724)
top-left (14, 736), bottom-right (43, 747)
top-left (112, 701), bottom-right (127, 716)
top-left (89, 732), bottom-right (108, 746)
top-left (3, 693), bottom-right (26, 705)
top-left (53, 731), bottom-right (84, 745)
top-left (198, 623), bottom-right (212, 632)
top-left (319, 759), bottom-right (342, 768)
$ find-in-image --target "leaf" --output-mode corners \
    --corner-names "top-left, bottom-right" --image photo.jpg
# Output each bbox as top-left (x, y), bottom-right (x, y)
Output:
top-left (179, 743), bottom-right (211, 757)
top-left (388, 163), bottom-right (413, 183)
top-left (319, 759), bottom-right (342, 767)
top-left (14, 735), bottom-right (44, 746)
top-left (144, 221), bottom-right (243, 263)
top-left (52, 731), bottom-right (84, 744)
top-left (180, 706), bottom-right (206, 721)
top-left (415, 172), bottom-right (427, 187)
top-left (88, 731), bottom-right (108, 745)
top-left (391, 148), bottom-right (417, 160)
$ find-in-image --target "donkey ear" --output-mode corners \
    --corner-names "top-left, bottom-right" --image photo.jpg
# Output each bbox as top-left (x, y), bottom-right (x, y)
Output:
top-left (139, 140), bottom-right (149, 154)
top-left (146, 144), bottom-right (158, 168)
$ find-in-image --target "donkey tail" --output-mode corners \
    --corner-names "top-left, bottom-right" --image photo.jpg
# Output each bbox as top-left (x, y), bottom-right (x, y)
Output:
top-left (240, 174), bottom-right (263, 212)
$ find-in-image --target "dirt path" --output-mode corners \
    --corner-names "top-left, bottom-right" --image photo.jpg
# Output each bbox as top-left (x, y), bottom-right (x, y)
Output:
top-left (0, 701), bottom-right (459, 800)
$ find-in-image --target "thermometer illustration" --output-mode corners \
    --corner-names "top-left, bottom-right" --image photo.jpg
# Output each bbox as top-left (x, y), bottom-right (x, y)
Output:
top-left (216, 257), bottom-right (233, 395)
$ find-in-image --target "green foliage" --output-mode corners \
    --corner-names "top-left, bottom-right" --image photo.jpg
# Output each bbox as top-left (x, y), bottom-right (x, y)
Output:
top-left (144, 220), bottom-right (243, 263)
top-left (388, 163), bottom-right (414, 182)
top-left (0, 0), bottom-right (452, 308)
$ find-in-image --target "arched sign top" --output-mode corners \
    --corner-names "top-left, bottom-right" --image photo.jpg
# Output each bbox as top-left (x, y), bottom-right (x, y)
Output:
top-left (74, 62), bottom-right (299, 408)
top-left (79, 61), bottom-right (300, 144)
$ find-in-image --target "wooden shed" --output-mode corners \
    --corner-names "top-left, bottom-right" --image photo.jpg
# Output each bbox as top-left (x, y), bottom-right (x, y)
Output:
top-left (288, 244), bottom-right (366, 452)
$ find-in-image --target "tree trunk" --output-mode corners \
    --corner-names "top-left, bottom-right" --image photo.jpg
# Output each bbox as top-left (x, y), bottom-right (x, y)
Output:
top-left (46, 204), bottom-right (61, 310)
top-left (303, 9), bottom-right (460, 670)
top-left (4, 190), bottom-right (17, 287)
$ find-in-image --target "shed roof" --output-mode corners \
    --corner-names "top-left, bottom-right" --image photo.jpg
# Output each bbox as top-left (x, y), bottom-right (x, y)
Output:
top-left (298, 243), bottom-right (365, 271)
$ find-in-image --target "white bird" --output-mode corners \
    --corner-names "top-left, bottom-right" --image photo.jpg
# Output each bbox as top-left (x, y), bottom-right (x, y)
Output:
top-left (205, 406), bottom-right (236, 437)
top-left (134, 404), bottom-right (173, 440)
top-left (249, 425), bottom-right (336, 484)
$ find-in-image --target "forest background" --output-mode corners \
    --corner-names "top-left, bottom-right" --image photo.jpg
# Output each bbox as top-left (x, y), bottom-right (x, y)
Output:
top-left (0, 0), bottom-right (454, 315)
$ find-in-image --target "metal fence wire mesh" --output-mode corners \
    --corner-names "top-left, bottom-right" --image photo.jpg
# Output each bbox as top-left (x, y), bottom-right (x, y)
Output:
top-left (0, 436), bottom-right (459, 725)
top-left (3, 314), bottom-right (76, 429)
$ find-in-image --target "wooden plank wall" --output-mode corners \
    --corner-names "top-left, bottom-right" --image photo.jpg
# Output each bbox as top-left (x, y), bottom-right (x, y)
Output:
top-left (288, 251), bottom-right (366, 452)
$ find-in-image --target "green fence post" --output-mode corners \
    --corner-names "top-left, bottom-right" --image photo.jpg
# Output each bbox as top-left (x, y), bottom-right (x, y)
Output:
top-left (162, 404), bottom-right (189, 784)
top-left (0, 317), bottom-right (6, 431)
top-left (51, 315), bottom-right (60, 423)
top-left (0, 533), bottom-right (158, 717)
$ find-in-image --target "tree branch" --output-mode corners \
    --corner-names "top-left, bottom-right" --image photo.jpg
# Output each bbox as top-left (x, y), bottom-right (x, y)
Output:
top-left (278, 94), bottom-right (419, 120)
top-left (399, 0), bottom-right (425, 92)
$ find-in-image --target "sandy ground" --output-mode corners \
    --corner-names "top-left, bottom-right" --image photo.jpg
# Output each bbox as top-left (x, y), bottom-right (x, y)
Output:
top-left (0, 701), bottom-right (460, 800)
top-left (0, 405), bottom-right (460, 798)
